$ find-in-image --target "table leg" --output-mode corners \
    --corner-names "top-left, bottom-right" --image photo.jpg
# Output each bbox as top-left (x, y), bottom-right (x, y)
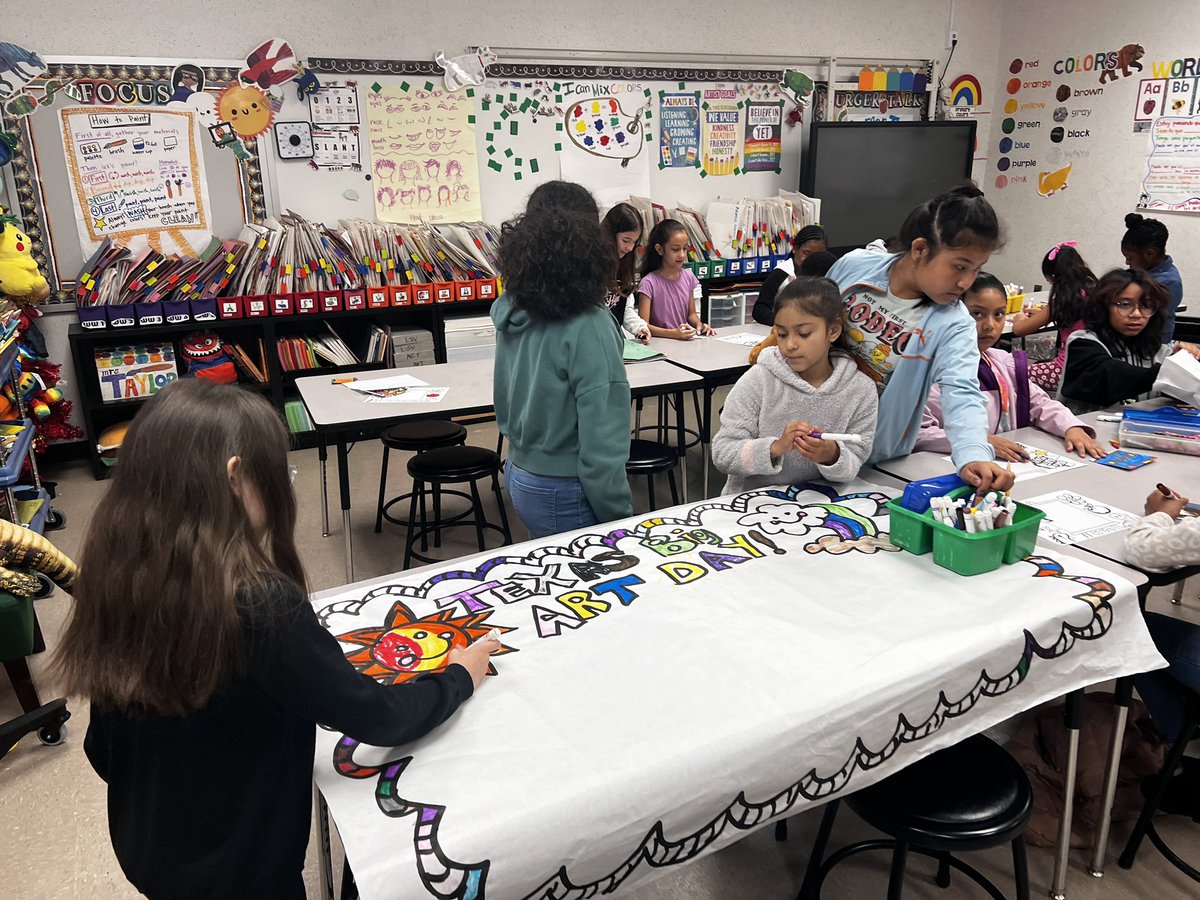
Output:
top-left (336, 437), bottom-right (354, 584)
top-left (702, 385), bottom-right (714, 499)
top-left (675, 389), bottom-right (688, 503)
top-left (1088, 678), bottom-right (1133, 877)
top-left (1051, 689), bottom-right (1085, 899)
top-left (319, 433), bottom-right (330, 538)
top-left (314, 785), bottom-right (334, 900)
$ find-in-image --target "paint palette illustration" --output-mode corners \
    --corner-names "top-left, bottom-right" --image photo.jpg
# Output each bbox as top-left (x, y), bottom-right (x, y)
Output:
top-left (565, 96), bottom-right (642, 163)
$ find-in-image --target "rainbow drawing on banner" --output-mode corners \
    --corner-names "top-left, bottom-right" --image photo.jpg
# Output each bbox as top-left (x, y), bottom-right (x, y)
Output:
top-left (950, 74), bottom-right (983, 106)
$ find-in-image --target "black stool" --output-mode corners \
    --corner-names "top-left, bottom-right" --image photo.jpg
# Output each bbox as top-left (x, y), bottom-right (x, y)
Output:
top-left (1118, 687), bottom-right (1200, 882)
top-left (375, 421), bottom-right (467, 533)
top-left (797, 734), bottom-right (1032, 900)
top-left (404, 446), bottom-right (512, 568)
top-left (626, 439), bottom-right (679, 512)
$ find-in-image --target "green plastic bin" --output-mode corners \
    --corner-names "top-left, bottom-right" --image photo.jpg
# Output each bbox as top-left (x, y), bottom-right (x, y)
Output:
top-left (886, 488), bottom-right (1045, 577)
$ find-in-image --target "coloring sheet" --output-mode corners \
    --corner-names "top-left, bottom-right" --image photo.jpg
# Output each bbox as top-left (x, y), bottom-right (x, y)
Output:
top-left (717, 332), bottom-right (765, 347)
top-left (312, 480), bottom-right (1162, 900)
top-left (942, 443), bottom-right (1086, 483)
top-left (1022, 490), bottom-right (1140, 545)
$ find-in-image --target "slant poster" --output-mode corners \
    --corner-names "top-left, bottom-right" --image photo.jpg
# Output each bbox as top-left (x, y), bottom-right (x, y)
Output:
top-left (658, 91), bottom-right (700, 168)
top-left (58, 106), bottom-right (211, 256)
top-left (366, 82), bottom-right (482, 223)
top-left (743, 100), bottom-right (783, 172)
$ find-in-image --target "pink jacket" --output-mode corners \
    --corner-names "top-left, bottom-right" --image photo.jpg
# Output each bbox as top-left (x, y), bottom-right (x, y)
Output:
top-left (917, 348), bottom-right (1093, 452)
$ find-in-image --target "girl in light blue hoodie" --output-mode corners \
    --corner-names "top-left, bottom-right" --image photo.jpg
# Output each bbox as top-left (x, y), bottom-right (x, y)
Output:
top-left (826, 185), bottom-right (1015, 497)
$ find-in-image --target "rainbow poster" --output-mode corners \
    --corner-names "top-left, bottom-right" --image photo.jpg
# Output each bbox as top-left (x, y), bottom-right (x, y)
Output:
top-left (950, 74), bottom-right (983, 106)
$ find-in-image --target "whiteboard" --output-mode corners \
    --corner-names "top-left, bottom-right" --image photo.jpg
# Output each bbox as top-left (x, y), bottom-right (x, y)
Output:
top-left (262, 64), bottom-right (809, 227)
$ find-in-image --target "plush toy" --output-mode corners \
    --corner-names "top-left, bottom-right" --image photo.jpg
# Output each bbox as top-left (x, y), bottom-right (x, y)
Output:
top-left (0, 209), bottom-right (50, 301)
top-left (0, 517), bottom-right (76, 598)
top-left (181, 330), bottom-right (238, 384)
top-left (97, 420), bottom-right (130, 468)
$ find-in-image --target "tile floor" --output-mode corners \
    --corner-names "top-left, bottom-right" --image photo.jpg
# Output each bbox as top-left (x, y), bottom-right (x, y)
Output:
top-left (3, 409), bottom-right (1198, 898)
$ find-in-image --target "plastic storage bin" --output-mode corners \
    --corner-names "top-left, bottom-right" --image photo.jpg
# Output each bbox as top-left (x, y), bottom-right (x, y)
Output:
top-left (887, 487), bottom-right (1045, 576)
top-left (1118, 406), bottom-right (1200, 457)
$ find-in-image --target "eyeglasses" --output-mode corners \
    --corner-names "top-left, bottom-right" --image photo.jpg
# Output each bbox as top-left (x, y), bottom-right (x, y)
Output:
top-left (1111, 299), bottom-right (1159, 316)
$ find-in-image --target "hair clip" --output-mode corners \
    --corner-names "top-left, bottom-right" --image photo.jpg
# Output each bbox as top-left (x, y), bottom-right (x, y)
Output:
top-left (1047, 240), bottom-right (1078, 261)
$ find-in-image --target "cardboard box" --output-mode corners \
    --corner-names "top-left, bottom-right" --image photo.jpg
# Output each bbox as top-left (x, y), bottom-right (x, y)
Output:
top-left (94, 342), bottom-right (179, 403)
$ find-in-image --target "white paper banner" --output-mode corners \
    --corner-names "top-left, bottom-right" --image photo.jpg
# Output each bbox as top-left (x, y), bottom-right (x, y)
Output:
top-left (313, 479), bottom-right (1163, 900)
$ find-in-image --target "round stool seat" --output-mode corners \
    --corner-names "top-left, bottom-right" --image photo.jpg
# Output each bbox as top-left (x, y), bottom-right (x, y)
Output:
top-left (408, 445), bottom-right (501, 482)
top-left (848, 733), bottom-right (1033, 851)
top-left (382, 420), bottom-right (467, 451)
top-left (626, 439), bottom-right (677, 473)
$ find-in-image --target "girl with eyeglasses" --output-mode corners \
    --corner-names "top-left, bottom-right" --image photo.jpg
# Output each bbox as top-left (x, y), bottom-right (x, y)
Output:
top-left (1060, 268), bottom-right (1200, 413)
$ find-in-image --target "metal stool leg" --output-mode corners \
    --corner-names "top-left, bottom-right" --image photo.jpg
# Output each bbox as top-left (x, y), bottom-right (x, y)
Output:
top-left (798, 800), bottom-right (840, 900)
top-left (1090, 677), bottom-right (1134, 877)
top-left (432, 483), bottom-right (442, 549)
top-left (646, 473), bottom-right (655, 511)
top-left (1172, 580), bottom-right (1185, 605)
top-left (1012, 837), bottom-right (1031, 900)
top-left (468, 479), bottom-right (487, 551)
top-left (887, 841), bottom-right (908, 900)
top-left (403, 481), bottom-right (421, 569)
top-left (374, 445), bottom-right (390, 533)
top-left (492, 472), bottom-right (512, 544)
top-left (935, 852), bottom-right (951, 889)
top-left (667, 465), bottom-right (679, 505)
top-left (1051, 689), bottom-right (1084, 899)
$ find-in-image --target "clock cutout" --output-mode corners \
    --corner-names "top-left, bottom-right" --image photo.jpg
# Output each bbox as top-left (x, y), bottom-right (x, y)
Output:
top-left (274, 122), bottom-right (314, 159)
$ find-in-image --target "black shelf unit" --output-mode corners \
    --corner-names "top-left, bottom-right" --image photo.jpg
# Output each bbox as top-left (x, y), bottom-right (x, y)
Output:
top-left (68, 301), bottom-right (491, 478)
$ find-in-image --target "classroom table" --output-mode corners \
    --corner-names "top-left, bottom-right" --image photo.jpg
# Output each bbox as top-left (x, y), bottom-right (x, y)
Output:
top-left (642, 324), bottom-right (771, 497)
top-left (868, 398), bottom-right (1198, 886)
top-left (297, 358), bottom-right (704, 583)
top-left (309, 477), bottom-right (1164, 900)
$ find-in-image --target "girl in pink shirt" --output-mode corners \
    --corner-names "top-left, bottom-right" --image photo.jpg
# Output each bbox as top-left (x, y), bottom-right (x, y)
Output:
top-left (637, 219), bottom-right (716, 341)
top-left (919, 272), bottom-right (1107, 460)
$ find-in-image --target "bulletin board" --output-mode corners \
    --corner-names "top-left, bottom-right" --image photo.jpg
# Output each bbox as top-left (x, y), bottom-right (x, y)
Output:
top-left (1, 57), bottom-right (266, 301)
top-left (261, 57), bottom-right (817, 228)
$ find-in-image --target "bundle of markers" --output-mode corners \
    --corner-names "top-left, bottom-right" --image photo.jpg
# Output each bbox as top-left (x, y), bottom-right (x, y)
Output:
top-left (930, 492), bottom-right (1016, 533)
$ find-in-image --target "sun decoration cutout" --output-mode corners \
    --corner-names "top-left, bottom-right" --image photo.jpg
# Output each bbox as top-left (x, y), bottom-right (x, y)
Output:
top-left (337, 601), bottom-right (515, 684)
top-left (217, 83), bottom-right (273, 140)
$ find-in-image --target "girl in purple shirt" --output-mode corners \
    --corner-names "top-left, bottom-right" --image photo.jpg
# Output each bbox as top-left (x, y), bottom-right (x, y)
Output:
top-left (637, 219), bottom-right (716, 341)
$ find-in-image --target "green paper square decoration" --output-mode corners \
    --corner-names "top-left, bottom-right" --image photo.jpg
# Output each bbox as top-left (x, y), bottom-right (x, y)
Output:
top-left (400, 81), bottom-right (410, 92)
top-left (530, 159), bottom-right (540, 173)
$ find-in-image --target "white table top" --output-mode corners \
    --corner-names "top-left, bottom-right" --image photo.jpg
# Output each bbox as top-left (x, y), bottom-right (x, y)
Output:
top-left (645, 324), bottom-right (771, 377)
top-left (870, 400), bottom-right (1197, 568)
top-left (297, 358), bottom-right (704, 430)
top-left (310, 477), bottom-right (1162, 900)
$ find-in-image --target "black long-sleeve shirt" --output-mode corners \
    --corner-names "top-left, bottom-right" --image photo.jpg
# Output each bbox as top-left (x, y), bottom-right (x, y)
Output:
top-left (1059, 330), bottom-right (1167, 413)
top-left (84, 578), bottom-right (473, 899)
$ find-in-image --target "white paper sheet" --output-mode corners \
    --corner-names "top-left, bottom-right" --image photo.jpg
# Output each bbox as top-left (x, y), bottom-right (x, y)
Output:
top-left (1022, 490), bottom-right (1140, 545)
top-left (717, 332), bottom-right (765, 347)
top-left (346, 374), bottom-right (429, 393)
top-left (363, 386), bottom-right (448, 404)
top-left (942, 443), bottom-right (1086, 483)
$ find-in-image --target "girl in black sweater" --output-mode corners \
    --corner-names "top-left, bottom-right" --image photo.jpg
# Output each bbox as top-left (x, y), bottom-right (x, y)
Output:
top-left (54, 380), bottom-right (498, 898)
top-left (1060, 268), bottom-right (1200, 412)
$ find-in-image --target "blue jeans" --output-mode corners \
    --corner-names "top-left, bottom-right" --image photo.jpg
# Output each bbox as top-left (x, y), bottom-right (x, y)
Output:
top-left (504, 459), bottom-right (598, 539)
top-left (1134, 612), bottom-right (1200, 743)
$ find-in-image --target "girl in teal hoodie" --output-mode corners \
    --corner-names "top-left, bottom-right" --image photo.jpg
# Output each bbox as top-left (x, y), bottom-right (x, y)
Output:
top-left (492, 182), bottom-right (633, 538)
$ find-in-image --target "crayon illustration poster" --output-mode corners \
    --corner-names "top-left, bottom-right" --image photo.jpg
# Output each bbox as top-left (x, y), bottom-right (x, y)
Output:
top-left (366, 82), bottom-right (482, 223)
top-left (58, 106), bottom-right (211, 257)
top-left (743, 101), bottom-right (783, 172)
top-left (659, 91), bottom-right (700, 167)
top-left (701, 88), bottom-right (743, 176)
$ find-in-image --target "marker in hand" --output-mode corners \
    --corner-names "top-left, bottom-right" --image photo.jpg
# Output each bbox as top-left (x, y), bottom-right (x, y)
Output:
top-left (807, 432), bottom-right (863, 444)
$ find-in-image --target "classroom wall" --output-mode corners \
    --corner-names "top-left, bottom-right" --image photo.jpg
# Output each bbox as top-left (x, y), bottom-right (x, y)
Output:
top-left (7, 0), bottom-right (1005, 444)
top-left (982, 0), bottom-right (1200, 299)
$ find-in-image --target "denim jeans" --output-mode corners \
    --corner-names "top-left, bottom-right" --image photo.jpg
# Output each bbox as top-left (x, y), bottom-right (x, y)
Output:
top-left (1134, 612), bottom-right (1200, 743)
top-left (504, 459), bottom-right (598, 539)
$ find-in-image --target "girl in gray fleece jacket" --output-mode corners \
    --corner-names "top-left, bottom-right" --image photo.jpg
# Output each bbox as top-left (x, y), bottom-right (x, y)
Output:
top-left (713, 276), bottom-right (879, 495)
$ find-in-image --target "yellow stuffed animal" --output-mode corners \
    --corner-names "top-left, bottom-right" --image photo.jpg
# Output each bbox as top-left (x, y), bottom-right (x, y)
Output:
top-left (0, 209), bottom-right (50, 301)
